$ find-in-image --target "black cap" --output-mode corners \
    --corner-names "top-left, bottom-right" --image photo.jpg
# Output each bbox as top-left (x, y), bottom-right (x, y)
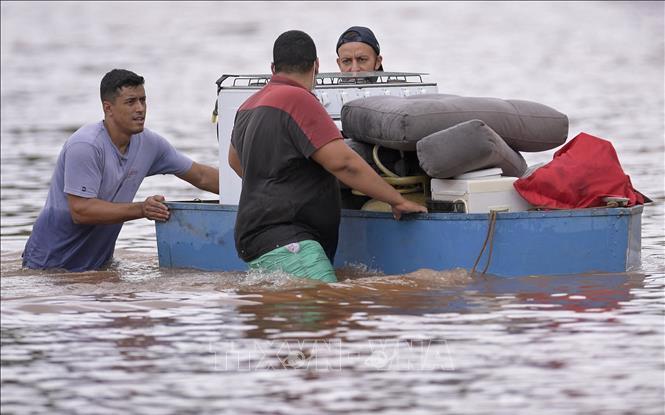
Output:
top-left (336, 26), bottom-right (380, 56)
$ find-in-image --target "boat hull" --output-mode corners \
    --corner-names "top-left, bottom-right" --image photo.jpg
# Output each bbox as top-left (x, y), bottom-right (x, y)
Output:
top-left (155, 202), bottom-right (642, 277)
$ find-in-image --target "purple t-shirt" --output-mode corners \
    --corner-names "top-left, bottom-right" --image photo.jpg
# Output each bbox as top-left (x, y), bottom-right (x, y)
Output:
top-left (22, 121), bottom-right (193, 271)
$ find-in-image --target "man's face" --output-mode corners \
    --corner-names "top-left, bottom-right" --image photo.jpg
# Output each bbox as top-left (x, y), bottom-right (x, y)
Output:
top-left (336, 42), bottom-right (382, 72)
top-left (104, 85), bottom-right (146, 135)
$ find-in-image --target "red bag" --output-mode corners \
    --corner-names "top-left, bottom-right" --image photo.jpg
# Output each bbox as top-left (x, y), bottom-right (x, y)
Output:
top-left (514, 132), bottom-right (645, 209)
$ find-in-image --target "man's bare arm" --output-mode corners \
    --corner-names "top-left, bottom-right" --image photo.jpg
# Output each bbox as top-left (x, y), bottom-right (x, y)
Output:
top-left (67, 194), bottom-right (170, 224)
top-left (177, 161), bottom-right (219, 194)
top-left (228, 144), bottom-right (243, 178)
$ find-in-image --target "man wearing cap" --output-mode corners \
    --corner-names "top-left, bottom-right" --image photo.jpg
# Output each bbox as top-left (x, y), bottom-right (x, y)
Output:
top-left (336, 26), bottom-right (384, 72)
top-left (228, 30), bottom-right (426, 283)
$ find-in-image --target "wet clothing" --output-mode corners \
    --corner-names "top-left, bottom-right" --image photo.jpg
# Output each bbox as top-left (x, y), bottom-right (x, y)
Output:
top-left (22, 121), bottom-right (192, 271)
top-left (248, 240), bottom-right (337, 283)
top-left (231, 75), bottom-right (342, 264)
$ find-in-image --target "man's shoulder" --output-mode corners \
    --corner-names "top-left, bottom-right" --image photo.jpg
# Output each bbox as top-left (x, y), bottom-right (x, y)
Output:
top-left (135, 128), bottom-right (172, 149)
top-left (67, 121), bottom-right (105, 146)
top-left (271, 82), bottom-right (317, 102)
top-left (243, 82), bottom-right (319, 113)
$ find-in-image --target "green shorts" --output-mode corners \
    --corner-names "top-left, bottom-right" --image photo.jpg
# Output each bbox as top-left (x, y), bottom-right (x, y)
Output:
top-left (248, 240), bottom-right (337, 283)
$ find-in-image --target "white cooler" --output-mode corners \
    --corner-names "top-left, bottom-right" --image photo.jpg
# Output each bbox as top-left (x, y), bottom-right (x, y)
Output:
top-left (430, 172), bottom-right (532, 213)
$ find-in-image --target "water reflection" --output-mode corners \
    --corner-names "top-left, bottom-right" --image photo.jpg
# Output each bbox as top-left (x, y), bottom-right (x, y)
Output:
top-left (234, 272), bottom-right (644, 339)
top-left (1, 251), bottom-right (663, 414)
top-left (466, 273), bottom-right (647, 313)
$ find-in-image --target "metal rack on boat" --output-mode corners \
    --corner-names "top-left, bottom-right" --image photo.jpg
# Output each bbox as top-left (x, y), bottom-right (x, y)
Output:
top-left (215, 72), bottom-right (432, 89)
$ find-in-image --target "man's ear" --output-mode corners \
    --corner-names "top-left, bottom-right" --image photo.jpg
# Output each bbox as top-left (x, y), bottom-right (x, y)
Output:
top-left (102, 100), bottom-right (112, 116)
top-left (336, 57), bottom-right (342, 71)
top-left (271, 62), bottom-right (276, 74)
top-left (375, 55), bottom-right (383, 70)
top-left (314, 58), bottom-right (320, 75)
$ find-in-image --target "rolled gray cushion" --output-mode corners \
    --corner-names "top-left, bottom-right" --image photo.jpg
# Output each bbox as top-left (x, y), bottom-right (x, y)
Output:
top-left (416, 119), bottom-right (528, 178)
top-left (341, 94), bottom-right (568, 152)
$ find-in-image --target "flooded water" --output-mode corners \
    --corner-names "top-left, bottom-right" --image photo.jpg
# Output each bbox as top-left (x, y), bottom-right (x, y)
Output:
top-left (1, 2), bottom-right (664, 414)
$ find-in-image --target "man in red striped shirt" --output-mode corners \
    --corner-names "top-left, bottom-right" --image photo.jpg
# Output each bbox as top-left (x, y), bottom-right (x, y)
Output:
top-left (228, 30), bottom-right (426, 283)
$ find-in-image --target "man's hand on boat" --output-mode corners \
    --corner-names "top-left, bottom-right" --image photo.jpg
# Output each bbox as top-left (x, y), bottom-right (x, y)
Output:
top-left (143, 195), bottom-right (170, 222)
top-left (391, 199), bottom-right (428, 220)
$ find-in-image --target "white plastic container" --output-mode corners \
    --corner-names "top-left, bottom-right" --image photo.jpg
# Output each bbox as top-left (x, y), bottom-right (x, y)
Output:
top-left (430, 174), bottom-right (532, 213)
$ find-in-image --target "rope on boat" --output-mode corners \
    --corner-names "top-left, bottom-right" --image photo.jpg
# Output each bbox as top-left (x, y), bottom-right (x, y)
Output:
top-left (353, 145), bottom-right (428, 198)
top-left (372, 144), bottom-right (399, 178)
top-left (471, 210), bottom-right (499, 277)
top-left (469, 197), bottom-right (632, 277)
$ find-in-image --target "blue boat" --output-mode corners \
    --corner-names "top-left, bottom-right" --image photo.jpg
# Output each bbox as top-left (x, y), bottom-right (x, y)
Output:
top-left (154, 72), bottom-right (644, 277)
top-left (156, 202), bottom-right (642, 277)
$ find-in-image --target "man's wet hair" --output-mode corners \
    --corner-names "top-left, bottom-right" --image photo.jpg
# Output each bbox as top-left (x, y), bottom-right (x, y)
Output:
top-left (272, 30), bottom-right (317, 74)
top-left (100, 69), bottom-right (145, 102)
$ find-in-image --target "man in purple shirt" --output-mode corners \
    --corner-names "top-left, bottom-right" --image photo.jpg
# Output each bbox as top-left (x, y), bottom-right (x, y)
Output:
top-left (22, 69), bottom-right (219, 272)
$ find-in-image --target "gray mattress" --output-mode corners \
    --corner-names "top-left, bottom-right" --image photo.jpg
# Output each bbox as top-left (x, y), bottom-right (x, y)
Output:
top-left (341, 94), bottom-right (569, 152)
